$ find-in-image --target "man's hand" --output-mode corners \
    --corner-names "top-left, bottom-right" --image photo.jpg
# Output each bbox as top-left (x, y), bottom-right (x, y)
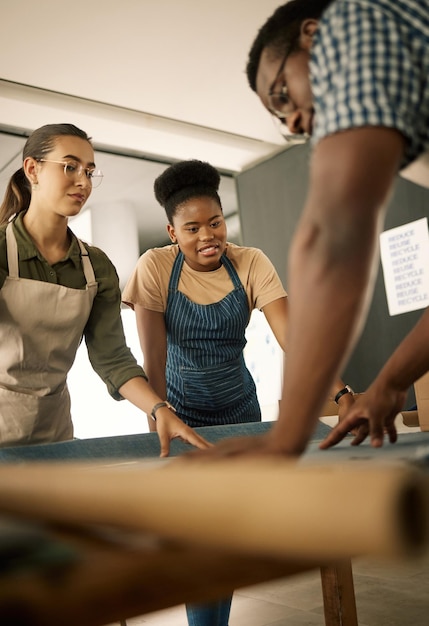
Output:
top-left (319, 383), bottom-right (405, 449)
top-left (182, 430), bottom-right (301, 462)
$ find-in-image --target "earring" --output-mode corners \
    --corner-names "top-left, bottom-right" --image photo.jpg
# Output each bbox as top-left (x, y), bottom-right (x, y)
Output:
top-left (31, 180), bottom-right (38, 191)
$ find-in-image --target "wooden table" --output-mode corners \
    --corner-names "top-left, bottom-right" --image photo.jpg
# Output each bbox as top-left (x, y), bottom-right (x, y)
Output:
top-left (0, 516), bottom-right (357, 626)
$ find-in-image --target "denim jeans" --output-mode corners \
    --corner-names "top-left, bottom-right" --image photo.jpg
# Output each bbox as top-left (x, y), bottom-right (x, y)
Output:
top-left (186, 595), bottom-right (232, 626)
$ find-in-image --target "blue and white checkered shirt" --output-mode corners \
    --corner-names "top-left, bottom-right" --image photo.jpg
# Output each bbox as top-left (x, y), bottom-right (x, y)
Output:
top-left (311, 0), bottom-right (429, 168)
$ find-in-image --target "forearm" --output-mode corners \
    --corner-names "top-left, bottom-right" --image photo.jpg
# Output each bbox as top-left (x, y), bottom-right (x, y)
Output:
top-left (135, 307), bottom-right (168, 432)
top-left (119, 375), bottom-right (174, 433)
top-left (119, 376), bottom-right (163, 417)
top-left (143, 363), bottom-right (167, 432)
top-left (319, 309), bottom-right (429, 450)
top-left (372, 308), bottom-right (429, 393)
top-left (264, 298), bottom-right (352, 410)
top-left (275, 215), bottom-right (377, 453)
top-left (271, 130), bottom-right (405, 455)
top-left (144, 361), bottom-right (167, 398)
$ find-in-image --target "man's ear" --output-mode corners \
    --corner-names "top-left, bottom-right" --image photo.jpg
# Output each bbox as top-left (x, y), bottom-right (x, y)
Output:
top-left (300, 19), bottom-right (318, 51)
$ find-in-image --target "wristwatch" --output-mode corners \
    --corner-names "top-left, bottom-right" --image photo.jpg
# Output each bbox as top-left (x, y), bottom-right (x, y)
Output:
top-left (334, 385), bottom-right (354, 404)
top-left (150, 401), bottom-right (176, 421)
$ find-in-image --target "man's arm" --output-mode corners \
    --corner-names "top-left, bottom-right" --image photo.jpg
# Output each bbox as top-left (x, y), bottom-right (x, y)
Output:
top-left (270, 126), bottom-right (406, 454)
top-left (262, 296), bottom-right (355, 419)
top-left (321, 305), bottom-right (429, 449)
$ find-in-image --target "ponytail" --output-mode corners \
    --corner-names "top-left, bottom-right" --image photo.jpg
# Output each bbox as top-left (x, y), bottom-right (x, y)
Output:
top-left (0, 168), bottom-right (31, 225)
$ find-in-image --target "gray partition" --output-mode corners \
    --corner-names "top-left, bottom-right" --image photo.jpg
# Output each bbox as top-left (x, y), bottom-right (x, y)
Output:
top-left (236, 143), bottom-right (429, 404)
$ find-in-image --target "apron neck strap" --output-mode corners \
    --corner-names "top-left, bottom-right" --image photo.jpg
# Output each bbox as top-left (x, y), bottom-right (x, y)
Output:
top-left (5, 223), bottom-right (19, 279)
top-left (6, 223), bottom-right (97, 288)
top-left (76, 239), bottom-right (97, 287)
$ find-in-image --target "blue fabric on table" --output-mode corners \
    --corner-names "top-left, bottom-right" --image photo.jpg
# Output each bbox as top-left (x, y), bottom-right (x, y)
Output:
top-left (304, 431), bottom-right (429, 467)
top-left (0, 421), bottom-right (332, 462)
top-left (1, 421), bottom-right (429, 467)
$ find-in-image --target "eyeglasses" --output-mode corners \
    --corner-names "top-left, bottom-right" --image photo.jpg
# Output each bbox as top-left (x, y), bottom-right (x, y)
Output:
top-left (38, 159), bottom-right (104, 188)
top-left (268, 50), bottom-right (296, 123)
top-left (267, 50), bottom-right (310, 144)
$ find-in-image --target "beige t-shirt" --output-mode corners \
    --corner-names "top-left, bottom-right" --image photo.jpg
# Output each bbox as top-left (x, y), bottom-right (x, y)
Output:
top-left (122, 243), bottom-right (287, 312)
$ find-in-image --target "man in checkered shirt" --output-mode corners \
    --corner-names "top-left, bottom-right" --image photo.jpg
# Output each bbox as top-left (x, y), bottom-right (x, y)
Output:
top-left (253, 0), bottom-right (429, 454)
top-left (192, 0), bottom-right (429, 461)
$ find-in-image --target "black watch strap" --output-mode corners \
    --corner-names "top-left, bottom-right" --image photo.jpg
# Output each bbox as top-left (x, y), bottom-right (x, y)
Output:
top-left (334, 387), bottom-right (351, 404)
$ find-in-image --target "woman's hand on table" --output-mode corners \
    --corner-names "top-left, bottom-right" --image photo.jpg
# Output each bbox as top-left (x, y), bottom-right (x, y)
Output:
top-left (155, 408), bottom-right (213, 457)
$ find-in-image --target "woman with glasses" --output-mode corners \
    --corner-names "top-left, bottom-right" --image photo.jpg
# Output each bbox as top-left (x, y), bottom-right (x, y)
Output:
top-left (123, 159), bottom-right (353, 626)
top-left (0, 123), bottom-right (210, 452)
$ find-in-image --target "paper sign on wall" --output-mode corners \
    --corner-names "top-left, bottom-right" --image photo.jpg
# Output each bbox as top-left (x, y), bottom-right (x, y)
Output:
top-left (380, 218), bottom-right (429, 316)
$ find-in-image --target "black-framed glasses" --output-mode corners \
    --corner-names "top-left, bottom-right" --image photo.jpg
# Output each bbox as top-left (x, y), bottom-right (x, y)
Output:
top-left (267, 50), bottom-right (295, 123)
top-left (267, 50), bottom-right (310, 143)
top-left (38, 159), bottom-right (104, 188)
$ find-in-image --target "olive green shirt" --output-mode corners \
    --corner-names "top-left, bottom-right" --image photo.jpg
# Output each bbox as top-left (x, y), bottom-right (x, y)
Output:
top-left (0, 212), bottom-right (146, 400)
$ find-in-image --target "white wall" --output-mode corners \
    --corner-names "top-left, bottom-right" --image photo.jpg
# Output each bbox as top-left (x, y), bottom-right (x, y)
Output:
top-left (1, 1), bottom-right (285, 171)
top-left (1, 1), bottom-right (282, 143)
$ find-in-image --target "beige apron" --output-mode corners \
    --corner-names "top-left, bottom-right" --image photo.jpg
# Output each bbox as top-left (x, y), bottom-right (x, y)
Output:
top-left (0, 223), bottom-right (98, 446)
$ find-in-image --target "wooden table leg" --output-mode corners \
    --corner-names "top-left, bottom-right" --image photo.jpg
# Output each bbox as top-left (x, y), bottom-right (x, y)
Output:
top-left (320, 560), bottom-right (358, 626)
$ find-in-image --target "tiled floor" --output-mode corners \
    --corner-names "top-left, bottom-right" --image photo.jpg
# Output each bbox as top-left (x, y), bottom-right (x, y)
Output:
top-left (113, 417), bottom-right (428, 625)
top-left (115, 553), bottom-right (429, 625)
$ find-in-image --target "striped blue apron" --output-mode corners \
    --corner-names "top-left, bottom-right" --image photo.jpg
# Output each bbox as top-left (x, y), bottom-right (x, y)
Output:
top-left (165, 250), bottom-right (261, 427)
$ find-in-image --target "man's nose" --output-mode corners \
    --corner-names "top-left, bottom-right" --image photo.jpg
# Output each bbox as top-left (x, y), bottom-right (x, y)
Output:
top-left (287, 110), bottom-right (310, 136)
